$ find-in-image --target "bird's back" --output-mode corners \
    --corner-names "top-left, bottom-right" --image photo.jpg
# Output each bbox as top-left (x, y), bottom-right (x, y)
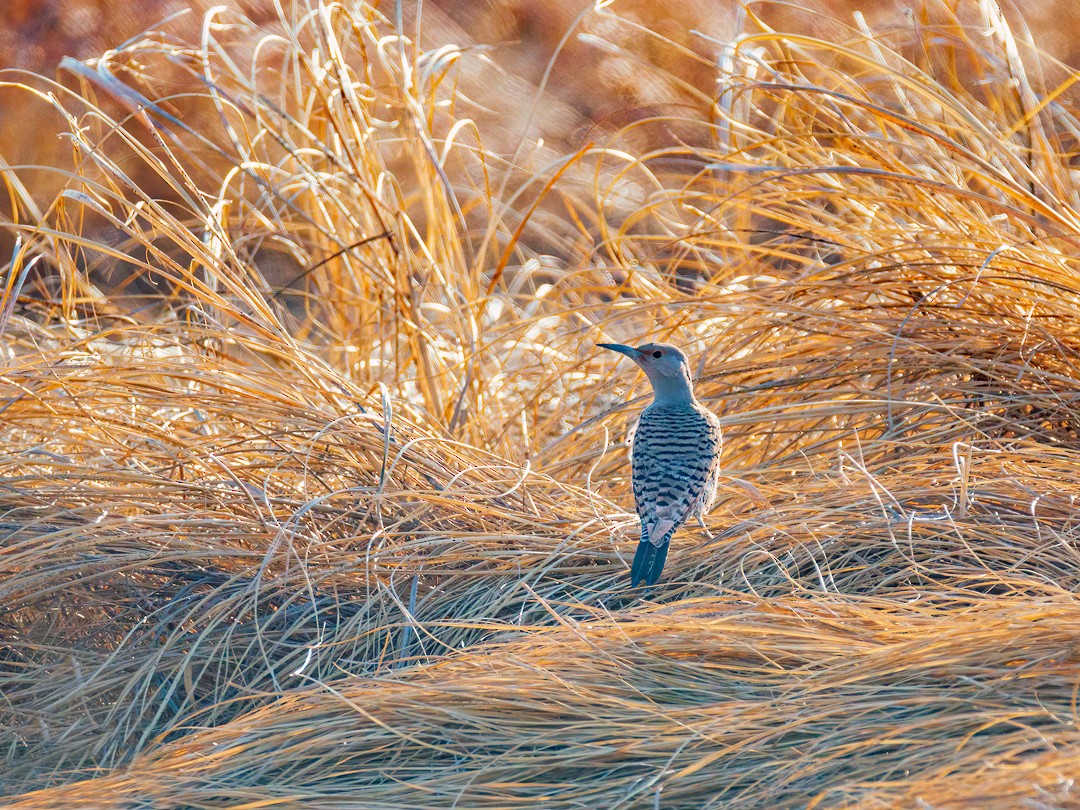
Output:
top-left (629, 402), bottom-right (723, 548)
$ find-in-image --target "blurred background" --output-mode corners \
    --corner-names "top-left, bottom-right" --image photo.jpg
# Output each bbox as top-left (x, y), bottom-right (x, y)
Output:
top-left (3, 0), bottom-right (1078, 269)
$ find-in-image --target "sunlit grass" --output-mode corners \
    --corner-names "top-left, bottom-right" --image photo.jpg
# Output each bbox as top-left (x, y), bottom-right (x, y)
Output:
top-left (3, 0), bottom-right (1080, 807)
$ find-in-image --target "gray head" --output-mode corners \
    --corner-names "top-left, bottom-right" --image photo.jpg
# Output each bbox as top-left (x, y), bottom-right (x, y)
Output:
top-left (598, 342), bottom-right (696, 405)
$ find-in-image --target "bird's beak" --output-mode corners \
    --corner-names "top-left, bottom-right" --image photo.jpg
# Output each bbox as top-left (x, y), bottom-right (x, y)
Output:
top-left (597, 343), bottom-right (643, 361)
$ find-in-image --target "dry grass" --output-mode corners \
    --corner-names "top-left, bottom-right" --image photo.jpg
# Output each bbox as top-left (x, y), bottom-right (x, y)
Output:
top-left (4, 0), bottom-right (1080, 807)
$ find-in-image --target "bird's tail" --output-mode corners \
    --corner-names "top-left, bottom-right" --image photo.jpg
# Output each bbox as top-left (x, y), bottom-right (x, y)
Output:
top-left (630, 538), bottom-right (670, 588)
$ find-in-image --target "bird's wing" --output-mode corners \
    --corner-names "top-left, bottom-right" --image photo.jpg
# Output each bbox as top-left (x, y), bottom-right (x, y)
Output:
top-left (631, 409), bottom-right (722, 547)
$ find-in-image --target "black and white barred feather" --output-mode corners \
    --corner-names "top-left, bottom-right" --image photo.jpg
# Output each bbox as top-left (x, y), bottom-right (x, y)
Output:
top-left (628, 402), bottom-right (722, 587)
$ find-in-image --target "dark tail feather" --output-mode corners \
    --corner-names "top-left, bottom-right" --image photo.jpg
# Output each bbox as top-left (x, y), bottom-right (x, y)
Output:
top-left (630, 540), bottom-right (670, 588)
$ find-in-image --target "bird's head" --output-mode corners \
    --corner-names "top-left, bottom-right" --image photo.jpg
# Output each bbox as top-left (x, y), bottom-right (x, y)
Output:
top-left (597, 342), bottom-right (695, 403)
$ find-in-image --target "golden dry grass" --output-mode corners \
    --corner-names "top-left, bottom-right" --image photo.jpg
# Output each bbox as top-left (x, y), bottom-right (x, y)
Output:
top-left (4, 0), bottom-right (1080, 807)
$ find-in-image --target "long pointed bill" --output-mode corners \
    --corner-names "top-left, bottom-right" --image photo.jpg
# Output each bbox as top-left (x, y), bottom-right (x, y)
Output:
top-left (597, 343), bottom-right (642, 361)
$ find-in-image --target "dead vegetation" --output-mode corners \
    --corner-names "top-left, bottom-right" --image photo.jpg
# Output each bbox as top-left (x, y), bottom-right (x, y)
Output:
top-left (3, 0), bottom-right (1080, 807)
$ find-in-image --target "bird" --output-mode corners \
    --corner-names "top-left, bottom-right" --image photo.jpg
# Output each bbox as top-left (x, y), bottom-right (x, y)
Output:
top-left (598, 342), bottom-right (724, 588)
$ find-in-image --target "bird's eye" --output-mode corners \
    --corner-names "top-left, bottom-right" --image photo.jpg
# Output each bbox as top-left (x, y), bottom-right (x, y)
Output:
top-left (652, 350), bottom-right (663, 358)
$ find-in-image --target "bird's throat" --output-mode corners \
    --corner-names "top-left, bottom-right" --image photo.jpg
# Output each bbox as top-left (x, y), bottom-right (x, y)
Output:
top-left (647, 370), bottom-right (695, 406)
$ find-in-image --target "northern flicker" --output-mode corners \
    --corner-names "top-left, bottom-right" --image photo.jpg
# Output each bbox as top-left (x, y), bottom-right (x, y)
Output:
top-left (598, 342), bottom-right (723, 588)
